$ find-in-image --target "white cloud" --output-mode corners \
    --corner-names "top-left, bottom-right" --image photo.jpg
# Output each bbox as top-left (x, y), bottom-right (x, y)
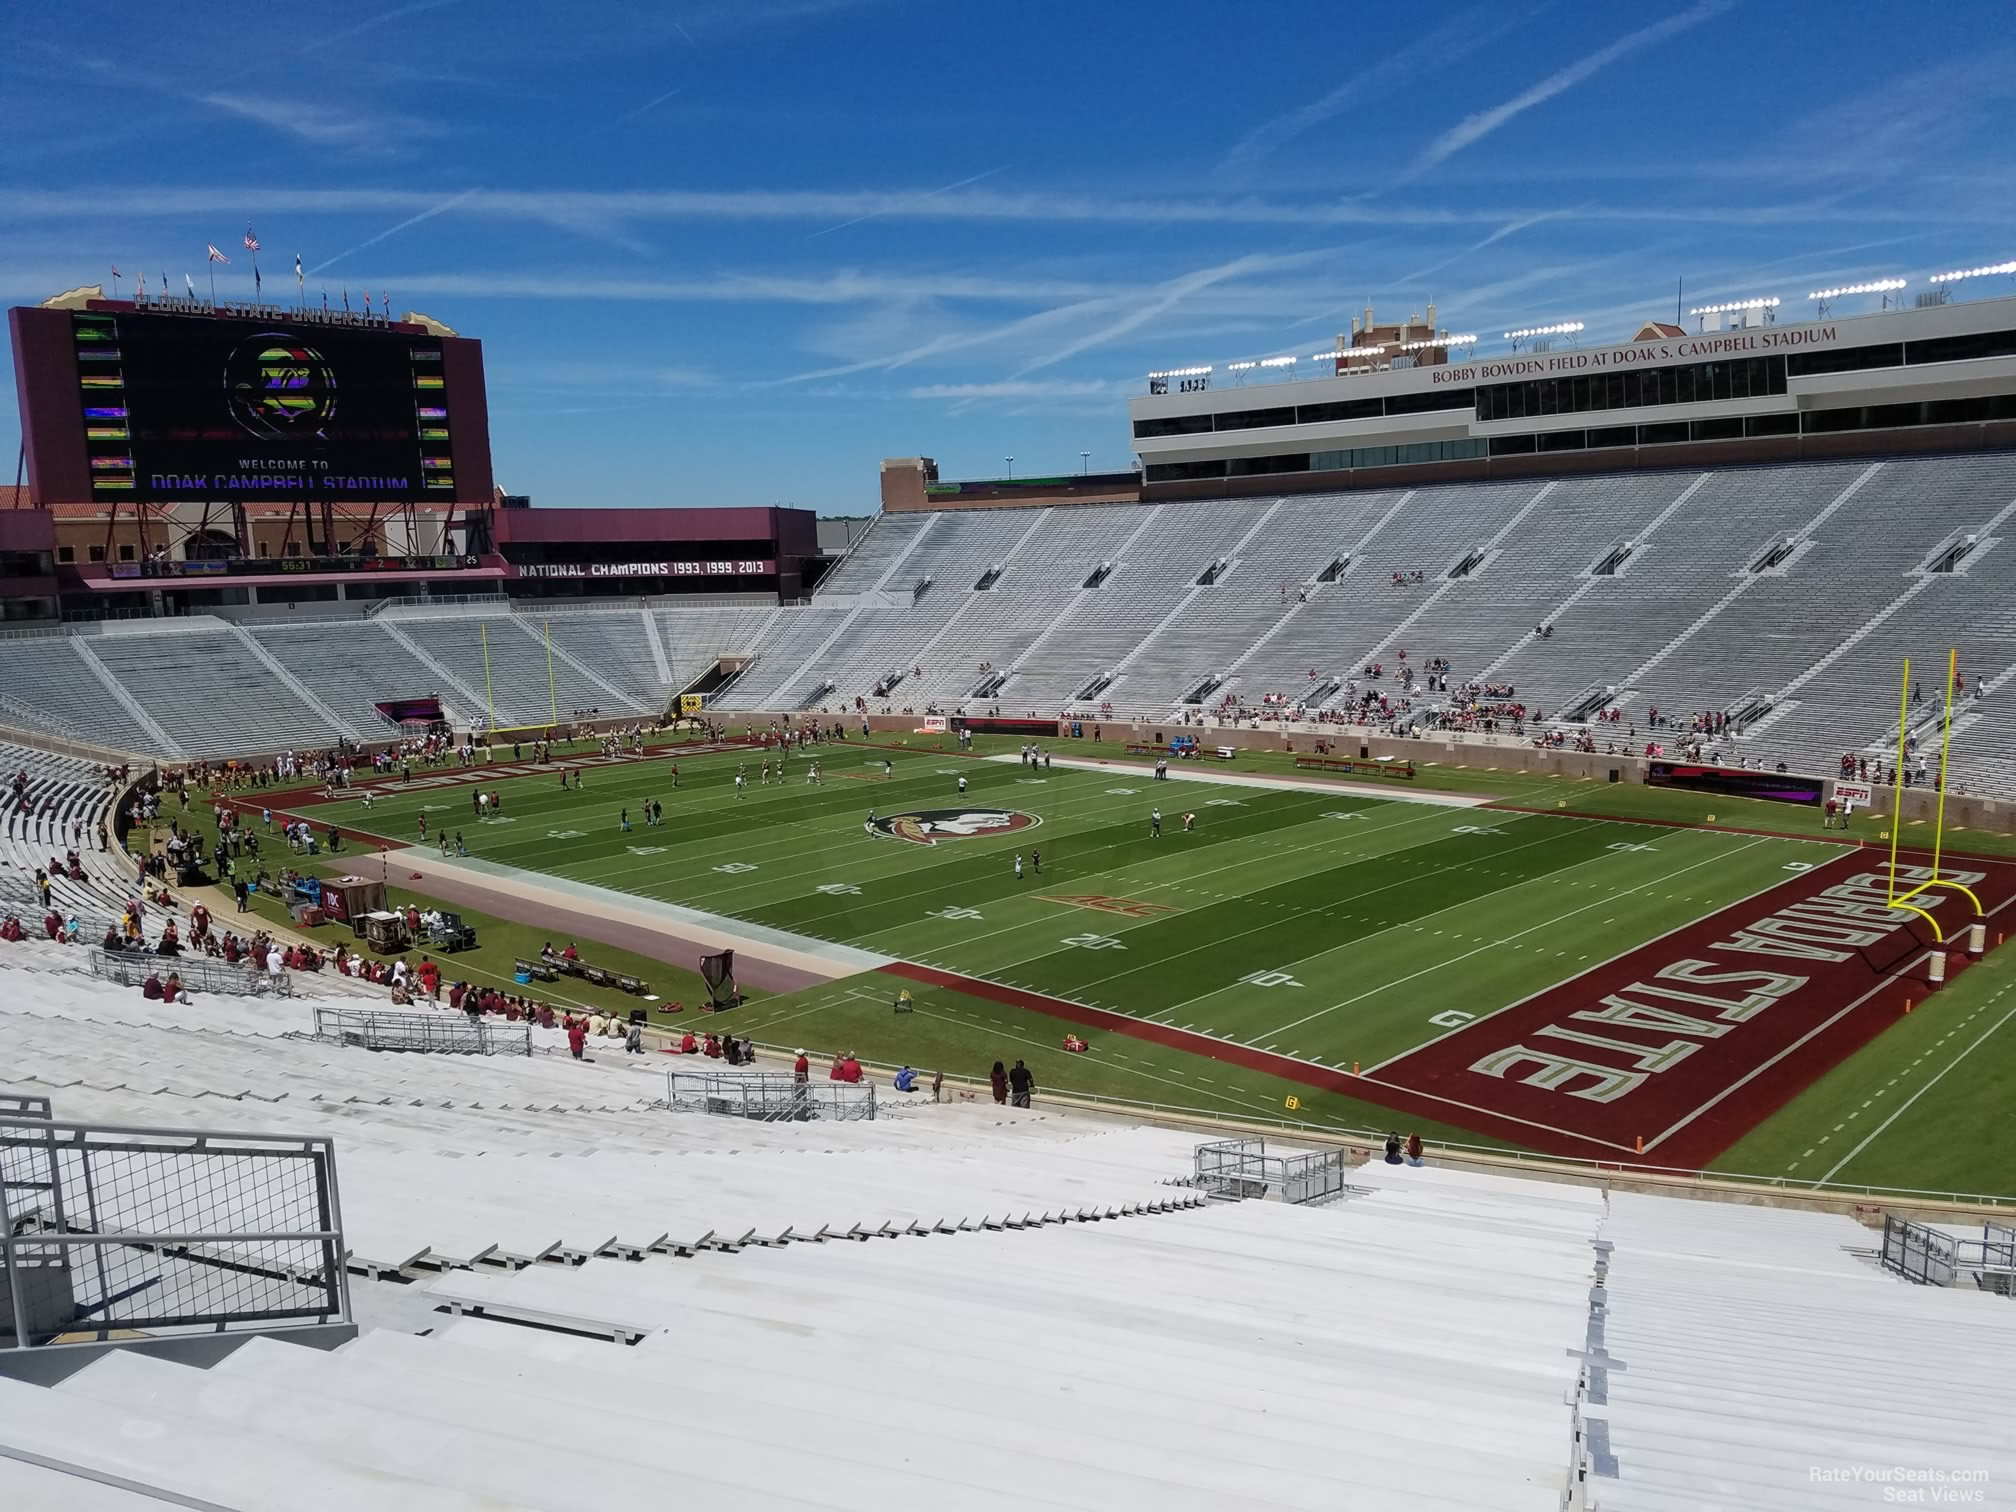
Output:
top-left (6, 182), bottom-right (1942, 231)
top-left (907, 380), bottom-right (1119, 400)
top-left (1217, 8), bottom-right (1515, 178)
top-left (1406, 0), bottom-right (1734, 178)
top-left (201, 92), bottom-right (436, 147)
top-left (1012, 248), bottom-right (1336, 377)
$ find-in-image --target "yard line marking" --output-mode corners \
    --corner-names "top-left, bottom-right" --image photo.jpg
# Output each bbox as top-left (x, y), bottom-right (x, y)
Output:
top-left (1296, 837), bottom-right (1775, 1051)
top-left (1000, 815), bottom-right (1623, 1010)
top-left (1817, 983), bottom-right (2016, 1185)
top-left (851, 789), bottom-right (1462, 955)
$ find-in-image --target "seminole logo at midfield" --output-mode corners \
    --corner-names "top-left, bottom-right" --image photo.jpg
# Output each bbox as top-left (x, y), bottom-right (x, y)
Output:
top-left (866, 809), bottom-right (1040, 846)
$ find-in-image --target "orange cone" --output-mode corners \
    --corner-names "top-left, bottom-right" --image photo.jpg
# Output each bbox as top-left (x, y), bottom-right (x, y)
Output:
top-left (1634, 1136), bottom-right (1643, 1153)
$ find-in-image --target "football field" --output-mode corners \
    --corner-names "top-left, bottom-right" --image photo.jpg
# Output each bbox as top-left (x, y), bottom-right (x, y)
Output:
top-left (273, 734), bottom-right (2016, 1172)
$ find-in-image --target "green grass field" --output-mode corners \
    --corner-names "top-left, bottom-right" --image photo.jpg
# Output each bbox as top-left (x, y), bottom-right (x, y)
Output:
top-left (260, 733), bottom-right (2016, 1199)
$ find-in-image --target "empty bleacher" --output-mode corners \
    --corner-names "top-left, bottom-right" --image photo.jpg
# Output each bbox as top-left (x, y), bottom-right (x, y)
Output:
top-left (4, 452), bottom-right (2016, 790)
top-left (5, 933), bottom-right (2015, 1507)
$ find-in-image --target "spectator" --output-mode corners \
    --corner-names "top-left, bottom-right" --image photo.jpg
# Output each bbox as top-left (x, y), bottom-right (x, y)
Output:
top-left (626, 1019), bottom-right (644, 1054)
top-left (566, 1019), bottom-right (588, 1059)
top-left (1404, 1133), bottom-right (1425, 1167)
top-left (142, 971), bottom-right (165, 1000)
top-left (1007, 1059), bottom-right (1034, 1108)
top-left (1383, 1132), bottom-right (1404, 1165)
top-left (680, 1030), bottom-right (698, 1054)
top-left (793, 1048), bottom-right (809, 1082)
top-left (0, 913), bottom-right (23, 943)
top-left (893, 1065), bottom-right (917, 1093)
top-left (989, 1059), bottom-right (1008, 1104)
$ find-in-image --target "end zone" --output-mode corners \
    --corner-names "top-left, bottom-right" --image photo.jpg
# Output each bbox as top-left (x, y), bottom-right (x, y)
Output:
top-left (1372, 853), bottom-right (2016, 1167)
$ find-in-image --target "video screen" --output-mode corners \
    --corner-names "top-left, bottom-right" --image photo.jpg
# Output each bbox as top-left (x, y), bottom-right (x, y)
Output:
top-left (1644, 762), bottom-right (1824, 806)
top-left (73, 309), bottom-right (455, 503)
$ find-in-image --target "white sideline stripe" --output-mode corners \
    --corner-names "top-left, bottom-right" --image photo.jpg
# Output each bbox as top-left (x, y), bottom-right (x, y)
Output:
top-left (981, 752), bottom-right (1491, 808)
top-left (1817, 982), bottom-right (2016, 1184)
top-left (391, 849), bottom-right (892, 979)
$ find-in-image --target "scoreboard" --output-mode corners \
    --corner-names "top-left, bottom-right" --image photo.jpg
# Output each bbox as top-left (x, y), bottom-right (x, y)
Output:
top-left (9, 303), bottom-right (495, 507)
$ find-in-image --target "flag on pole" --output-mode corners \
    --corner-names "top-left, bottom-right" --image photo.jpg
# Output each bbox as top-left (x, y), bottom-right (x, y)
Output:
top-left (206, 244), bottom-right (230, 264)
top-left (137, 271), bottom-right (146, 298)
top-left (342, 288), bottom-right (349, 311)
top-left (381, 291), bottom-right (390, 318)
top-left (185, 273), bottom-right (197, 297)
top-left (255, 264), bottom-right (262, 294)
top-left (294, 254), bottom-right (303, 284)
top-left (111, 264), bottom-right (122, 279)
top-left (243, 226), bottom-right (260, 254)
top-left (322, 289), bottom-right (329, 311)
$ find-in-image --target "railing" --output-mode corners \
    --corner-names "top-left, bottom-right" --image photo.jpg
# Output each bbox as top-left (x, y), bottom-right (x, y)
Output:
top-left (0, 1095), bottom-right (53, 1122)
top-left (311, 1005), bottom-right (530, 1056)
top-left (662, 1069), bottom-right (876, 1121)
top-left (369, 593), bottom-right (508, 617)
top-left (1881, 1214), bottom-right (2016, 1290)
top-left (87, 947), bottom-right (292, 998)
top-left (1, 1113), bottom-right (350, 1352)
top-left (1881, 1215), bottom-right (1958, 1285)
top-left (1193, 1137), bottom-right (1352, 1204)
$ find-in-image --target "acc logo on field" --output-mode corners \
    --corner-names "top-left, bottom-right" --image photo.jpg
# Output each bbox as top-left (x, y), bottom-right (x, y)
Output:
top-left (866, 808), bottom-right (1041, 846)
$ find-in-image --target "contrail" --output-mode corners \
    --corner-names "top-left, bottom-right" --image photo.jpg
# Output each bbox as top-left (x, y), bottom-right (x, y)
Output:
top-left (308, 187), bottom-right (481, 276)
top-left (808, 165), bottom-right (1009, 239)
top-left (618, 85), bottom-right (686, 124)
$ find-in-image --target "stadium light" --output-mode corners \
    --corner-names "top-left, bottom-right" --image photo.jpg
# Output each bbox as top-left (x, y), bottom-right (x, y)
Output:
top-left (1806, 279), bottom-right (1906, 300)
top-left (1503, 321), bottom-right (1584, 341)
top-left (1688, 297), bottom-right (1780, 315)
top-left (1147, 365), bottom-right (1212, 379)
top-left (1258, 355), bottom-right (1298, 368)
top-left (1393, 333), bottom-right (1477, 351)
top-left (1928, 261), bottom-right (2016, 284)
top-left (1226, 360), bottom-right (1258, 372)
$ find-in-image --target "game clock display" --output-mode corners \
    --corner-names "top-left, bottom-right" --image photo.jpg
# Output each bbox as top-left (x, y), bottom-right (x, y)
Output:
top-left (73, 309), bottom-right (455, 503)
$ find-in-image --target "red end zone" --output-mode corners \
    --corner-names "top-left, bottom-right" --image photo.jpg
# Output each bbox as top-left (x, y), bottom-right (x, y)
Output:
top-left (1370, 853), bottom-right (2016, 1167)
top-left (886, 852), bottom-right (2016, 1169)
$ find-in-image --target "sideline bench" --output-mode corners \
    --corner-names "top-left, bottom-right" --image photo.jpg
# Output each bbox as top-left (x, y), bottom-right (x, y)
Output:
top-left (1293, 755), bottom-right (1416, 780)
top-left (519, 955), bottom-right (650, 995)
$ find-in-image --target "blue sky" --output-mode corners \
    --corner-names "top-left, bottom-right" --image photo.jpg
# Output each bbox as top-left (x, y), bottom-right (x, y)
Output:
top-left (4, 0), bottom-right (2016, 515)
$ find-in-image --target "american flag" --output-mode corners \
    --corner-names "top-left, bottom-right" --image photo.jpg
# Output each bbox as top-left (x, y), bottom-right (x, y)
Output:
top-left (206, 244), bottom-right (230, 264)
top-left (243, 226), bottom-right (261, 254)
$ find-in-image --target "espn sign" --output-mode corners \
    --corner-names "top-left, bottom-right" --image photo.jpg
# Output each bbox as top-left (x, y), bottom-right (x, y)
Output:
top-left (1832, 781), bottom-right (1874, 805)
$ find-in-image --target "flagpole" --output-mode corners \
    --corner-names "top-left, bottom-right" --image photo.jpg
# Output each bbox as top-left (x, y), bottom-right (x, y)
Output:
top-left (208, 264), bottom-right (216, 306)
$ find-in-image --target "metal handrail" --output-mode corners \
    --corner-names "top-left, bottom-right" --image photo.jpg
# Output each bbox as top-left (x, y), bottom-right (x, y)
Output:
top-left (1, 1113), bottom-right (351, 1352)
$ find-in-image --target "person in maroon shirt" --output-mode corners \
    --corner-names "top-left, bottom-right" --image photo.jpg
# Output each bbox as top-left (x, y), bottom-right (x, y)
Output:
top-left (567, 1020), bottom-right (587, 1059)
